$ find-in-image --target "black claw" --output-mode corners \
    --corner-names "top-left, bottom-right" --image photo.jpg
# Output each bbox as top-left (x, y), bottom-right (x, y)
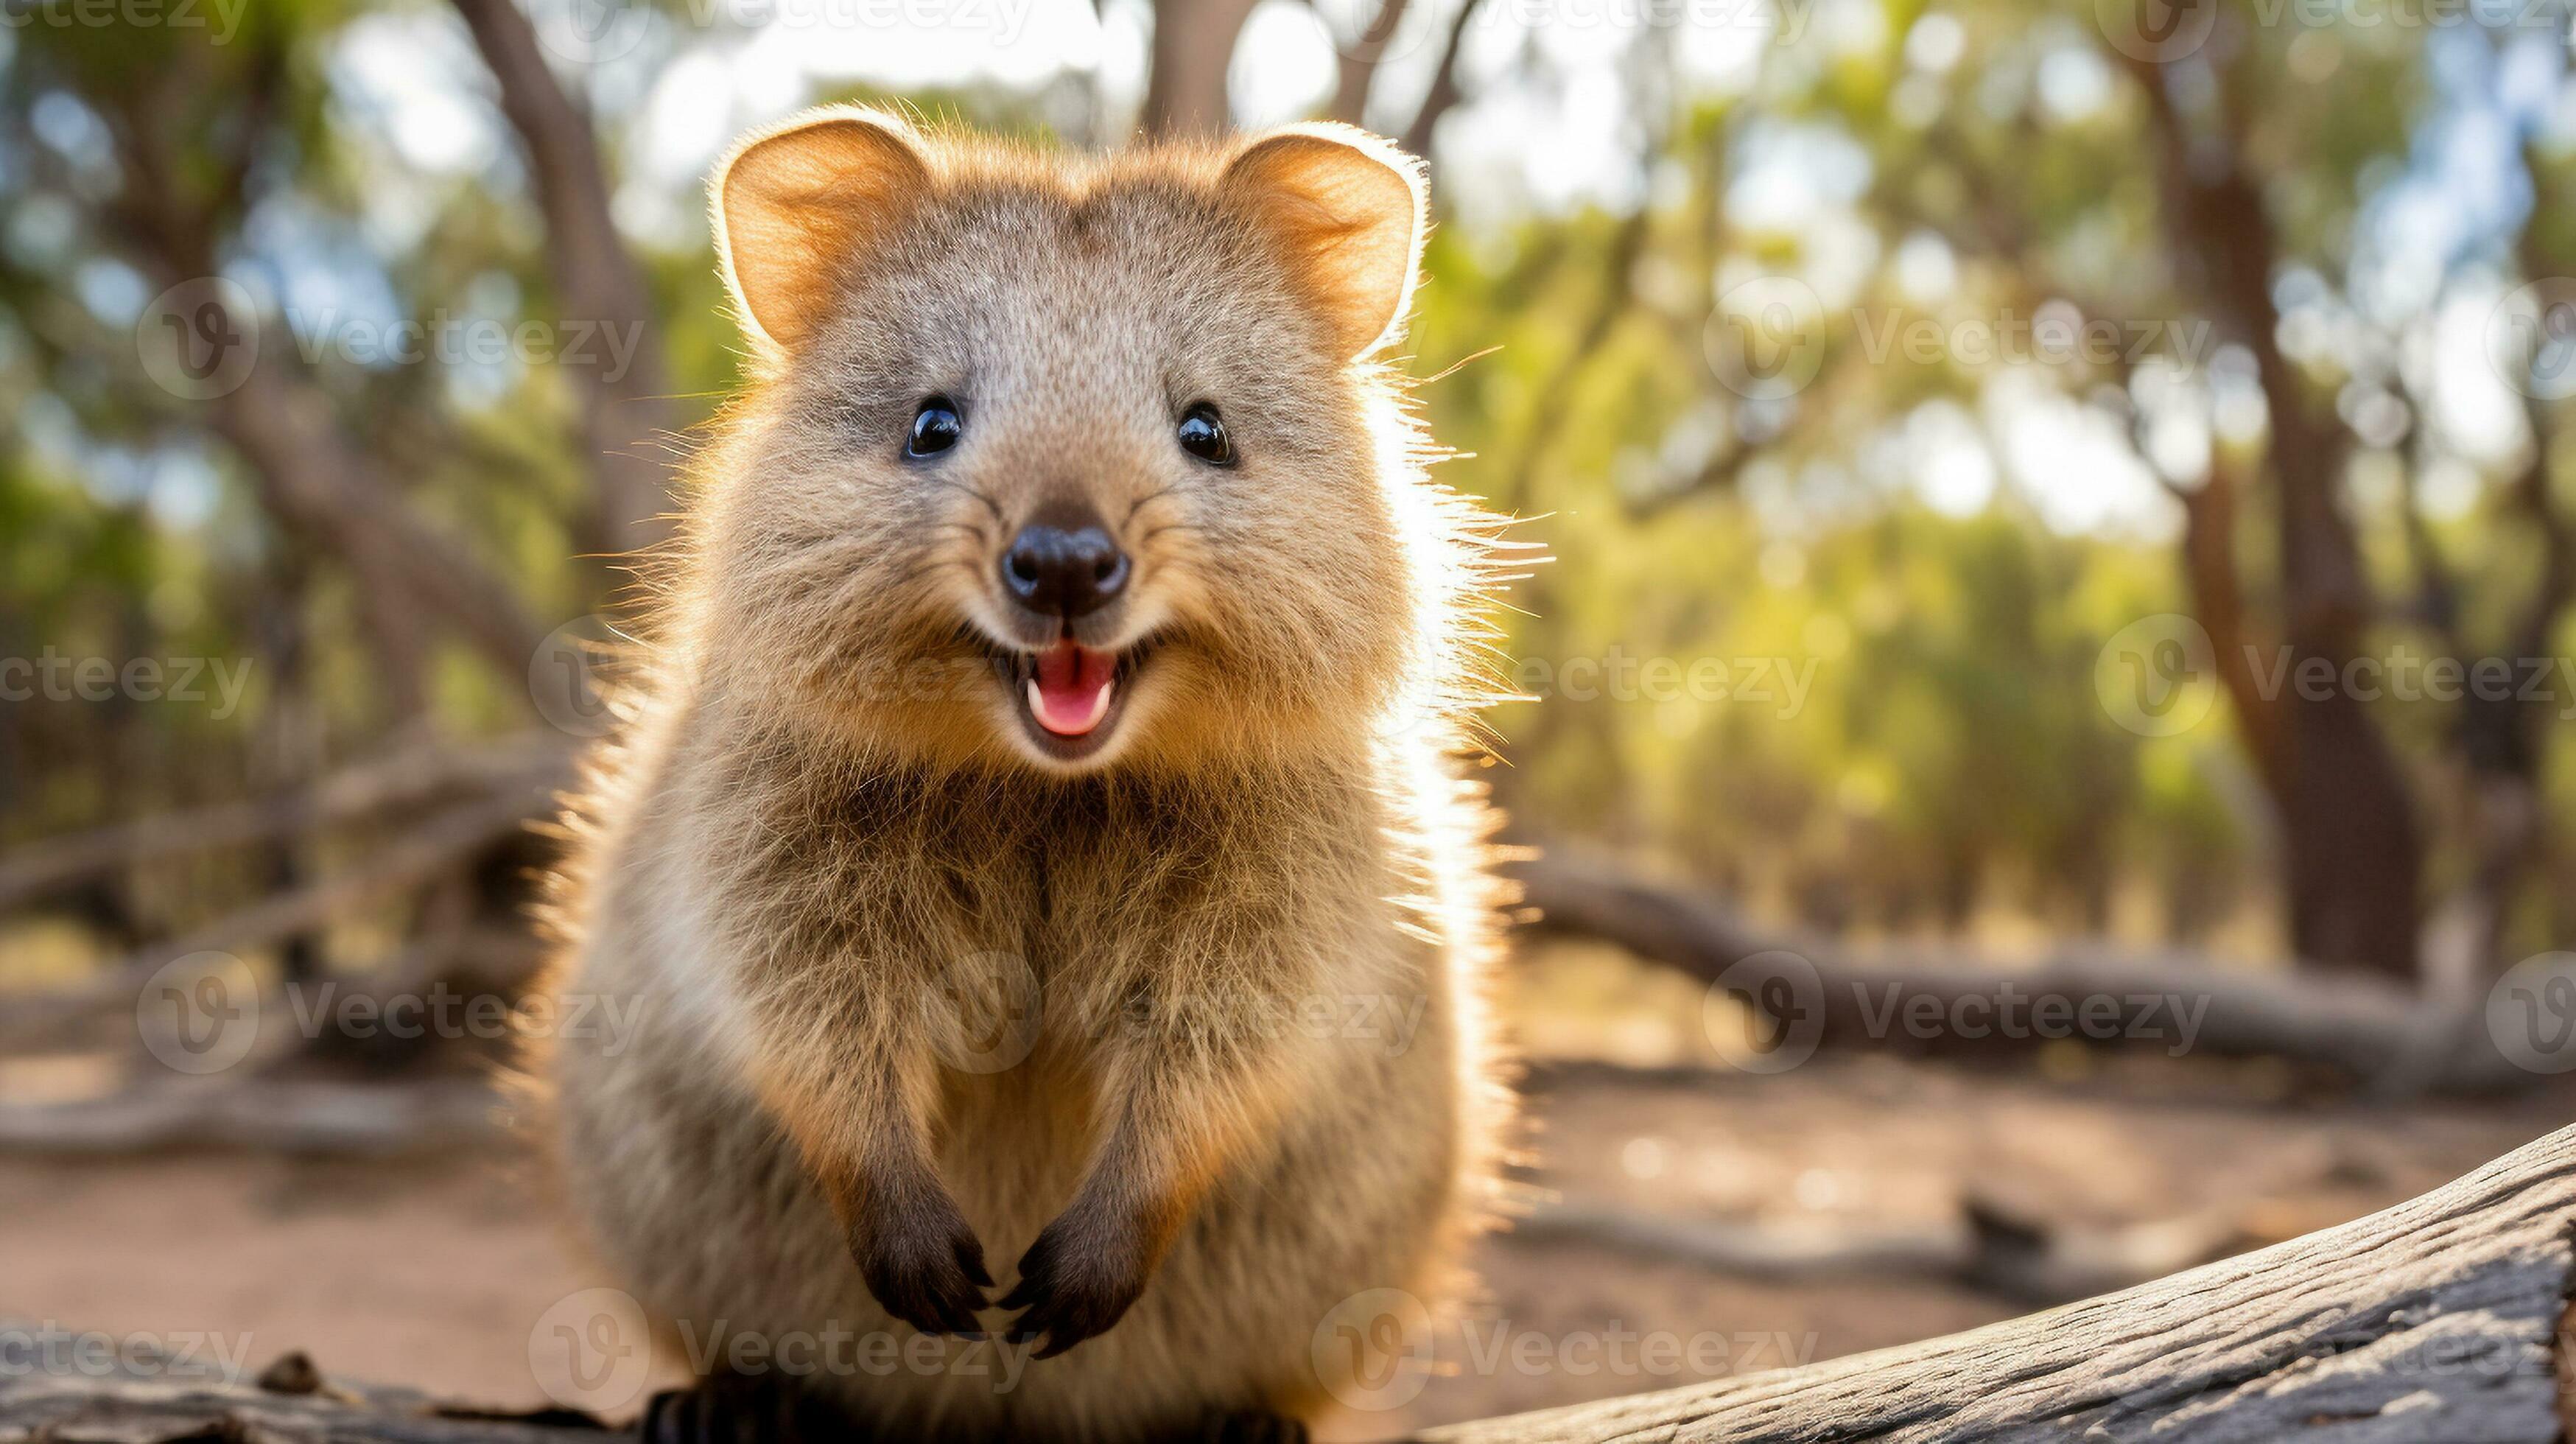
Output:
top-left (958, 1237), bottom-right (995, 1289)
top-left (845, 1187), bottom-right (997, 1338)
top-left (999, 1214), bottom-right (1146, 1359)
top-left (855, 1221), bottom-right (993, 1338)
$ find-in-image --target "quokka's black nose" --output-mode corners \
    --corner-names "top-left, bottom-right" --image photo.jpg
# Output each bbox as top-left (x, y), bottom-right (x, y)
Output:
top-left (1002, 512), bottom-right (1129, 619)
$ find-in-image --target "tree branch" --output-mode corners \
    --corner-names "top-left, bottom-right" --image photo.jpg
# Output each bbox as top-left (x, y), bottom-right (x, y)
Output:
top-left (1140, 0), bottom-right (1261, 136)
top-left (1511, 848), bottom-right (2522, 1092)
top-left (207, 353), bottom-right (552, 686)
top-left (451, 0), bottom-right (680, 558)
top-left (91, 43), bottom-right (552, 696)
top-left (0, 735), bottom-right (572, 915)
top-left (1399, 0), bottom-right (1485, 161)
top-left (2172, 454), bottom-right (2287, 796)
top-left (0, 788), bottom-right (554, 1048)
top-left (1324, 0), bottom-right (1411, 124)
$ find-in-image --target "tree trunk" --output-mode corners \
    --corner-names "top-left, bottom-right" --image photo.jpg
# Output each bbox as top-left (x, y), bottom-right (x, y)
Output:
top-left (452, 0), bottom-right (679, 561)
top-left (2279, 684), bottom-right (2426, 979)
top-left (2127, 50), bottom-right (2425, 979)
top-left (1140, 0), bottom-right (1259, 137)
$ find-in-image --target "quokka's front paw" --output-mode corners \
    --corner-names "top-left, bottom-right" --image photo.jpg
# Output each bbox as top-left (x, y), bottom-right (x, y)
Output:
top-left (998, 1208), bottom-right (1153, 1359)
top-left (850, 1193), bottom-right (993, 1339)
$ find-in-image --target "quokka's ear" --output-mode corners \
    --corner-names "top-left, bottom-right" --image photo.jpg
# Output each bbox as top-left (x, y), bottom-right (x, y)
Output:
top-left (712, 106), bottom-right (930, 354)
top-left (1222, 124), bottom-right (1428, 362)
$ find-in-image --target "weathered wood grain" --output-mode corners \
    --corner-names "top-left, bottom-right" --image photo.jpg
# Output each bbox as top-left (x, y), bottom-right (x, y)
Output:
top-left (1423, 1122), bottom-right (2576, 1443)
top-left (0, 1348), bottom-right (608, 1443)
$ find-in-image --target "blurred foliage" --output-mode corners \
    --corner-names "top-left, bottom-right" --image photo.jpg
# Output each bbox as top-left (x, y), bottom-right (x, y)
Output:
top-left (1, 0), bottom-right (2572, 965)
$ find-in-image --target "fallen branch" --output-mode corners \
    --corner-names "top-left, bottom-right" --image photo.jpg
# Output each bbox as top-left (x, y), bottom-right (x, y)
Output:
top-left (0, 788), bottom-right (555, 1046)
top-left (1514, 1190), bottom-right (2249, 1308)
top-left (0, 733), bottom-right (572, 914)
top-left (0, 1349), bottom-right (608, 1443)
top-left (1511, 849), bottom-right (2523, 1093)
top-left (0, 1077), bottom-right (503, 1155)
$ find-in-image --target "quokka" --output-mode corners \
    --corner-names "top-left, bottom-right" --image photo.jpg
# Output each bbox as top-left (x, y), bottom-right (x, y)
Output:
top-left (534, 107), bottom-right (1520, 1443)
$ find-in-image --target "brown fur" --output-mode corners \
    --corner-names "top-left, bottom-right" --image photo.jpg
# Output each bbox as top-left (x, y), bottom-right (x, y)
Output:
top-left (532, 108), bottom-right (1519, 1442)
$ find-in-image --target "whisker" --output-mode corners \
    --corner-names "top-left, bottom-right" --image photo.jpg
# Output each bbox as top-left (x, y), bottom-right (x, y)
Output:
top-left (924, 477), bottom-right (1005, 523)
top-left (1124, 486), bottom-right (1180, 525)
top-left (885, 558), bottom-right (984, 589)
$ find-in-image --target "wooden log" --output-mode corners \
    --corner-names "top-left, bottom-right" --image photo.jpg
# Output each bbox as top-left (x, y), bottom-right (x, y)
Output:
top-left (1510, 849), bottom-right (2528, 1093)
top-left (1422, 1120), bottom-right (2576, 1443)
top-left (3, 1125), bottom-right (2569, 1442)
top-left (0, 1343), bottom-right (610, 1442)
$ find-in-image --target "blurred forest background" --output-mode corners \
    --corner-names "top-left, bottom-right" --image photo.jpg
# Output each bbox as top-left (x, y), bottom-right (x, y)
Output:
top-left (5, 0), bottom-right (2576, 1434)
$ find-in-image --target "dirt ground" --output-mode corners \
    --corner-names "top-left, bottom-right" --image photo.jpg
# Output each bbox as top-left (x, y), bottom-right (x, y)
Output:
top-left (5, 1049), bottom-right (2571, 1440)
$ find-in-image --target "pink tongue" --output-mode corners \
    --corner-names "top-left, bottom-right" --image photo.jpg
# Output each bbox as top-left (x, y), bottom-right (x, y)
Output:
top-left (1031, 644), bottom-right (1115, 736)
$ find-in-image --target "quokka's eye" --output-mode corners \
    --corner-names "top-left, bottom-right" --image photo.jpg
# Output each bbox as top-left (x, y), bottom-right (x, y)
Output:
top-left (1176, 402), bottom-right (1235, 466)
top-left (908, 398), bottom-right (963, 458)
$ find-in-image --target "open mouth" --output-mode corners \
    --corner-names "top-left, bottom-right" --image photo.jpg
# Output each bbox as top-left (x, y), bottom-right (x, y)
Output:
top-left (1000, 639), bottom-right (1145, 761)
